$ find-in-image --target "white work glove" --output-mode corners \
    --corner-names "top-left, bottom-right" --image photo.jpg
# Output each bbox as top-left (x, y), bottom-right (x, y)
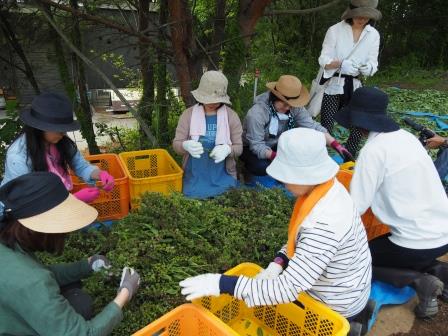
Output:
top-left (118, 267), bottom-right (141, 301)
top-left (209, 144), bottom-right (231, 164)
top-left (359, 63), bottom-right (373, 76)
top-left (255, 262), bottom-right (283, 280)
top-left (179, 273), bottom-right (221, 301)
top-left (340, 60), bottom-right (359, 76)
top-left (182, 140), bottom-right (204, 159)
top-left (88, 254), bottom-right (111, 272)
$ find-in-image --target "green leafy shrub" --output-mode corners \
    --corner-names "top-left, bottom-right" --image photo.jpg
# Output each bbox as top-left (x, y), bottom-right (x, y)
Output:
top-left (40, 187), bottom-right (293, 334)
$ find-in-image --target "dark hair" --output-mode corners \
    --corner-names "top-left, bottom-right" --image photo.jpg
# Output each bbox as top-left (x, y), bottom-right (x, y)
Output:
top-left (0, 219), bottom-right (66, 254)
top-left (269, 92), bottom-right (281, 104)
top-left (198, 102), bottom-right (225, 109)
top-left (345, 18), bottom-right (375, 27)
top-left (18, 125), bottom-right (78, 174)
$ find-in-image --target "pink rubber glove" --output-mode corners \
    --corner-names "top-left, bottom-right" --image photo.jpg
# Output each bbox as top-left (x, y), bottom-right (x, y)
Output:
top-left (74, 187), bottom-right (100, 203)
top-left (99, 171), bottom-right (115, 192)
top-left (331, 140), bottom-right (354, 162)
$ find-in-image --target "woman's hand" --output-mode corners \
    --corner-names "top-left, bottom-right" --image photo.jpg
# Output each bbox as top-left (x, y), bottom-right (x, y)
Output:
top-left (324, 60), bottom-right (342, 70)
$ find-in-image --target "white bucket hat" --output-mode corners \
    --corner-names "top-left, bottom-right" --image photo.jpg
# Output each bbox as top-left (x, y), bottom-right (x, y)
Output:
top-left (191, 70), bottom-right (232, 105)
top-left (266, 128), bottom-right (339, 185)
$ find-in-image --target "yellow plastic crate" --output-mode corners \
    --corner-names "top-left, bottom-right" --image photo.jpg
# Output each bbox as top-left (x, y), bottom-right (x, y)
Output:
top-left (194, 263), bottom-right (350, 336)
top-left (132, 304), bottom-right (238, 336)
top-left (118, 149), bottom-right (183, 208)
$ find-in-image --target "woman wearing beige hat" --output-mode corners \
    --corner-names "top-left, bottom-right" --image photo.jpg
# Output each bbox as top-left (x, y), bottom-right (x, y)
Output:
top-left (318, 0), bottom-right (381, 157)
top-left (173, 71), bottom-right (243, 198)
top-left (241, 74), bottom-right (352, 177)
top-left (0, 172), bottom-right (140, 335)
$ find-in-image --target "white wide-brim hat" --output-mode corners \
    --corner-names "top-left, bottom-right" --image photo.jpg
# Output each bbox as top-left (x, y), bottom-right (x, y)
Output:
top-left (191, 70), bottom-right (232, 105)
top-left (266, 128), bottom-right (339, 185)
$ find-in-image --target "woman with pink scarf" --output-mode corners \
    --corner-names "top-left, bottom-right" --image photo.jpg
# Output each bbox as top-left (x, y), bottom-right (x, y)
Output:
top-left (172, 71), bottom-right (243, 198)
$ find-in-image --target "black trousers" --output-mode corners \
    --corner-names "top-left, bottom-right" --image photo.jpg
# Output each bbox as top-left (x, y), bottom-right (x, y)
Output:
top-left (61, 281), bottom-right (94, 320)
top-left (240, 146), bottom-right (272, 176)
top-left (369, 234), bottom-right (448, 272)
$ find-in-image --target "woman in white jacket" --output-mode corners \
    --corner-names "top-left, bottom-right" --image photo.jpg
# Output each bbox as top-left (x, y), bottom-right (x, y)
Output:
top-left (318, 0), bottom-right (381, 157)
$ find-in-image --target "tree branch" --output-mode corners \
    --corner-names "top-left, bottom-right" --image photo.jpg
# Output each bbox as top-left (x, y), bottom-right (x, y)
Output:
top-left (37, 4), bottom-right (157, 146)
top-left (264, 0), bottom-right (344, 16)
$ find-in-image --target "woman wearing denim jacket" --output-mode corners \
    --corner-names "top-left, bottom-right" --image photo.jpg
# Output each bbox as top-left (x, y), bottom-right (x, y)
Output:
top-left (1, 92), bottom-right (115, 203)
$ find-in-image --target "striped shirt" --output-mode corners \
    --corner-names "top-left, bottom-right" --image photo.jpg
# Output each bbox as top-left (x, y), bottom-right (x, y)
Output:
top-left (222, 181), bottom-right (371, 318)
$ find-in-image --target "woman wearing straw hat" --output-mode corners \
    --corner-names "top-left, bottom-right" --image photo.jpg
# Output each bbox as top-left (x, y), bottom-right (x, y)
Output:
top-left (1, 92), bottom-right (115, 203)
top-left (318, 0), bottom-right (381, 158)
top-left (173, 71), bottom-right (243, 198)
top-left (335, 87), bottom-right (448, 319)
top-left (241, 74), bottom-right (352, 177)
top-left (0, 172), bottom-right (140, 335)
top-left (180, 128), bottom-right (372, 334)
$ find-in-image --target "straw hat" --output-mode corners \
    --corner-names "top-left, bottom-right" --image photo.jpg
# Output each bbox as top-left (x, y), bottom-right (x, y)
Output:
top-left (266, 128), bottom-right (339, 185)
top-left (266, 75), bottom-right (310, 108)
top-left (191, 71), bottom-right (231, 105)
top-left (20, 92), bottom-right (80, 132)
top-left (0, 172), bottom-right (97, 233)
top-left (341, 0), bottom-right (382, 21)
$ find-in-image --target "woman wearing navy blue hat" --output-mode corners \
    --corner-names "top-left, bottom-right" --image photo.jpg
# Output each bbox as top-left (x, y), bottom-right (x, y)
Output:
top-left (335, 86), bottom-right (448, 319)
top-left (0, 172), bottom-right (140, 335)
top-left (1, 92), bottom-right (115, 203)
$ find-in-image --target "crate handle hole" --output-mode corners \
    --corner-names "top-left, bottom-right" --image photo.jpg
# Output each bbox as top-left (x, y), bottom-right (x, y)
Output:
top-left (90, 160), bottom-right (101, 164)
top-left (151, 327), bottom-right (165, 336)
top-left (293, 300), bottom-right (305, 309)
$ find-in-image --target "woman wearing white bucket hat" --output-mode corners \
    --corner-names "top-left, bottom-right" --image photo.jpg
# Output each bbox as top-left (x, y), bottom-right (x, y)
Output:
top-left (0, 172), bottom-right (140, 335)
top-left (317, 0), bottom-right (381, 158)
top-left (241, 74), bottom-right (352, 179)
top-left (173, 71), bottom-right (243, 198)
top-left (179, 128), bottom-right (372, 333)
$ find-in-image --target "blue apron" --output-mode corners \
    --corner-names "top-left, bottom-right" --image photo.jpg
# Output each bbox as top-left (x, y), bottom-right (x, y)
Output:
top-left (183, 115), bottom-right (237, 198)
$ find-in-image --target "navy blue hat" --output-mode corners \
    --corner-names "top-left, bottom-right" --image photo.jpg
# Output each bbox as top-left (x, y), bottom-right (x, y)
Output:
top-left (335, 87), bottom-right (400, 133)
top-left (20, 92), bottom-right (80, 132)
top-left (0, 172), bottom-right (97, 233)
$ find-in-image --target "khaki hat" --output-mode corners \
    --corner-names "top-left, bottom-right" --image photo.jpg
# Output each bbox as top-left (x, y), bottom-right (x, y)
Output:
top-left (191, 71), bottom-right (231, 105)
top-left (0, 172), bottom-right (97, 233)
top-left (341, 0), bottom-right (382, 21)
top-left (266, 75), bottom-right (310, 108)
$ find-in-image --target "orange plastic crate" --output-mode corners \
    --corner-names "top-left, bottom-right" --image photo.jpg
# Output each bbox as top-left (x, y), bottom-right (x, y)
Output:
top-left (118, 149), bottom-right (183, 208)
top-left (71, 153), bottom-right (129, 221)
top-left (336, 169), bottom-right (390, 241)
top-left (133, 304), bottom-right (238, 336)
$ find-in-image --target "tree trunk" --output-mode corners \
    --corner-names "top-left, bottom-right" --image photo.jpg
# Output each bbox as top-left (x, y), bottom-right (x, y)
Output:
top-left (210, 0), bottom-right (226, 67)
top-left (69, 0), bottom-right (100, 154)
top-left (137, 0), bottom-right (155, 148)
top-left (167, 0), bottom-right (199, 106)
top-left (157, 0), bottom-right (169, 144)
top-left (0, 9), bottom-right (40, 95)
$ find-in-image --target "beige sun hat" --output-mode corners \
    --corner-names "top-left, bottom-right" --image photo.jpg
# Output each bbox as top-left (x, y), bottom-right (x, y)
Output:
top-left (266, 128), bottom-right (339, 185)
top-left (341, 0), bottom-right (382, 21)
top-left (0, 172), bottom-right (97, 234)
top-left (266, 75), bottom-right (310, 108)
top-left (191, 70), bottom-right (232, 105)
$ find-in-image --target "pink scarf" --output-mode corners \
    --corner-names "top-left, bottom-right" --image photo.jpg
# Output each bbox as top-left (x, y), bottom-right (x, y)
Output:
top-left (189, 104), bottom-right (232, 145)
top-left (46, 144), bottom-right (73, 190)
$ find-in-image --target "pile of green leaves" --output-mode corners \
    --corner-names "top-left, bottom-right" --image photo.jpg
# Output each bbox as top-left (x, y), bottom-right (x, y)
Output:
top-left (40, 187), bottom-right (293, 334)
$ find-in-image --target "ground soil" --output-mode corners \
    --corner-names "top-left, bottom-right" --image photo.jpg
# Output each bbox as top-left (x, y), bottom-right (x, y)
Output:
top-left (392, 300), bottom-right (448, 336)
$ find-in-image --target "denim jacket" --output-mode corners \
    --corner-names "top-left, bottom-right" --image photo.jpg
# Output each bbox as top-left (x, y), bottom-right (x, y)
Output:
top-left (1, 134), bottom-right (97, 187)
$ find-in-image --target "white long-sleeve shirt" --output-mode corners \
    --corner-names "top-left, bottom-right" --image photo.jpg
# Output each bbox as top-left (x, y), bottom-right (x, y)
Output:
top-left (318, 21), bottom-right (380, 94)
top-left (230, 181), bottom-right (372, 318)
top-left (350, 130), bottom-right (448, 249)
